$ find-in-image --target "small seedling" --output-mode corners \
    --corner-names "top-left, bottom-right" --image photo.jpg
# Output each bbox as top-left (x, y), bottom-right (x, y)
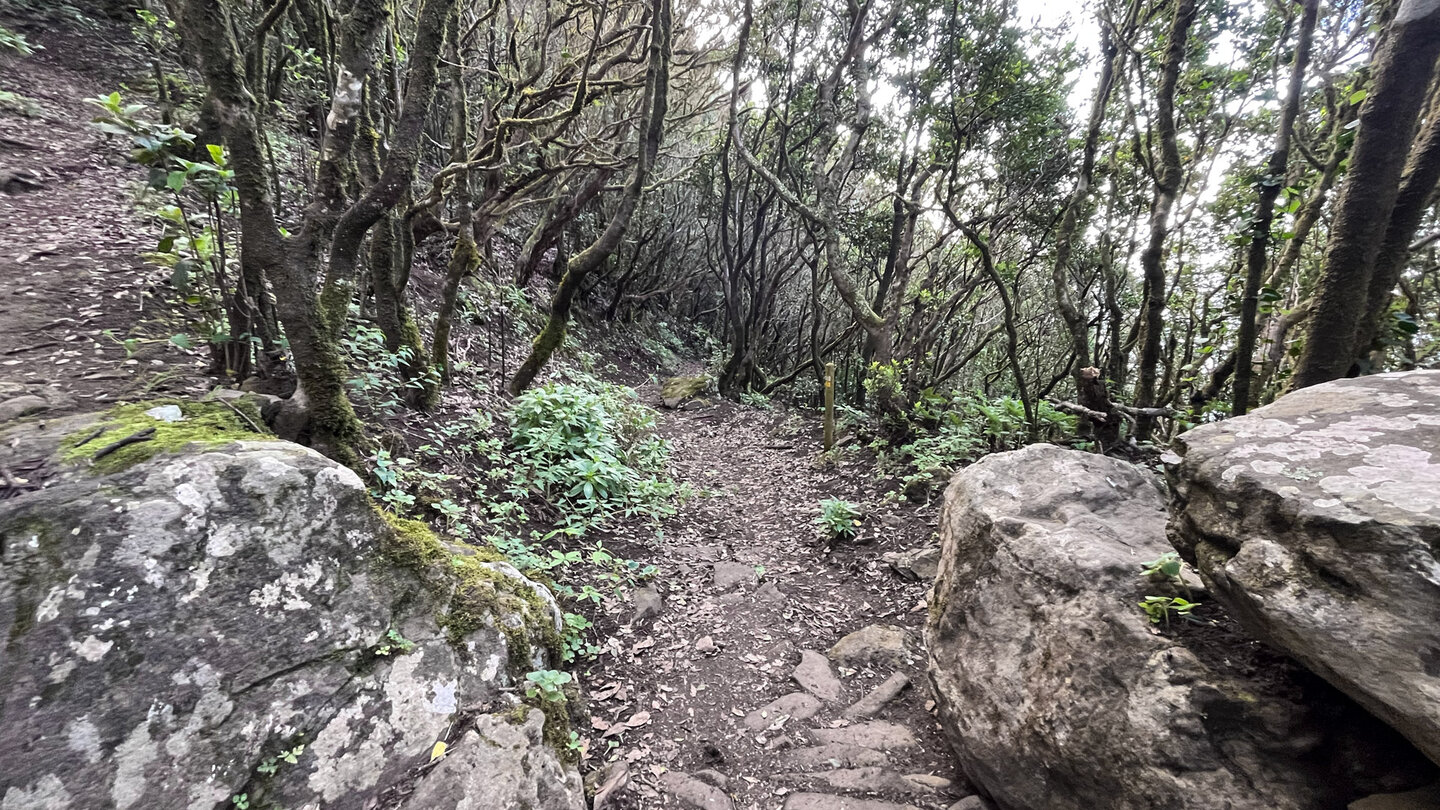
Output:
top-left (524, 669), bottom-right (573, 703)
top-left (374, 628), bottom-right (415, 657)
top-left (1139, 595), bottom-right (1201, 628)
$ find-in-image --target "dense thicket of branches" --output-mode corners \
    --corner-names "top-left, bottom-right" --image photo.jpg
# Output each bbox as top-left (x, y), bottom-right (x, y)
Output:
top-left (137, 0), bottom-right (1440, 461)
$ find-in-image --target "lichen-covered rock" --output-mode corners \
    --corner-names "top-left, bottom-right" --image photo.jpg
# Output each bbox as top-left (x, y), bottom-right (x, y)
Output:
top-left (399, 708), bottom-right (584, 810)
top-left (0, 409), bottom-right (574, 809)
top-left (1167, 370), bottom-right (1440, 766)
top-left (927, 443), bottom-right (1433, 810)
top-left (661, 375), bottom-right (708, 408)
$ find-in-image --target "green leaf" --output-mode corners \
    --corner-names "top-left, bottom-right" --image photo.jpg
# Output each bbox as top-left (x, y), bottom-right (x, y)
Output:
top-left (166, 170), bottom-right (186, 192)
top-left (1349, 90), bottom-right (1367, 105)
top-left (206, 143), bottom-right (225, 163)
top-left (169, 333), bottom-right (194, 349)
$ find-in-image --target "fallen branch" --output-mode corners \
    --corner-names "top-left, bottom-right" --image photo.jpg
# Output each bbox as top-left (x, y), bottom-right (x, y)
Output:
top-left (92, 427), bottom-right (156, 461)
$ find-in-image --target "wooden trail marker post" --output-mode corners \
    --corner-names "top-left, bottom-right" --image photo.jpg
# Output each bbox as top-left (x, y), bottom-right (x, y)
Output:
top-left (823, 362), bottom-right (836, 451)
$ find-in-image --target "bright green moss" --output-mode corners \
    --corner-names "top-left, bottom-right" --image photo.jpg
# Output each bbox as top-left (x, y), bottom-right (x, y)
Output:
top-left (59, 399), bottom-right (269, 474)
top-left (375, 507), bottom-right (558, 667)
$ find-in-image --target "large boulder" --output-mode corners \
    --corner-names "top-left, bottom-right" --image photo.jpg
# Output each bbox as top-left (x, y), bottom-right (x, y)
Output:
top-left (926, 443), bottom-right (1433, 810)
top-left (1167, 370), bottom-right (1440, 766)
top-left (0, 403), bottom-right (582, 810)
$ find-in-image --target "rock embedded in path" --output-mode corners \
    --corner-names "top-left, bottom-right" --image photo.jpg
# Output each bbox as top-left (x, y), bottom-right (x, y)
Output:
top-left (630, 584), bottom-right (664, 624)
top-left (812, 721), bottom-right (918, 750)
top-left (400, 709), bottom-right (584, 809)
top-left (782, 744), bottom-right (892, 771)
top-left (712, 561), bottom-right (757, 592)
top-left (658, 770), bottom-right (736, 810)
top-left (927, 443), bottom-right (1435, 810)
top-left (0, 395), bottom-right (50, 423)
top-left (744, 692), bottom-right (823, 730)
top-left (1167, 371), bottom-right (1440, 766)
top-left (792, 649), bottom-right (844, 702)
top-left (783, 766), bottom-right (924, 795)
top-left (881, 546), bottom-right (941, 581)
top-left (844, 671), bottom-right (911, 719)
top-left (783, 793), bottom-right (920, 810)
top-left (661, 375), bottom-right (709, 409)
top-left (828, 624), bottom-right (915, 669)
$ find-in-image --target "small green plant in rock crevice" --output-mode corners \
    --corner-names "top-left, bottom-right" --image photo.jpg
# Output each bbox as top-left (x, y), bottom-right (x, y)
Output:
top-left (524, 668), bottom-right (572, 703)
top-left (816, 498), bottom-right (863, 541)
top-left (1139, 595), bottom-right (1202, 628)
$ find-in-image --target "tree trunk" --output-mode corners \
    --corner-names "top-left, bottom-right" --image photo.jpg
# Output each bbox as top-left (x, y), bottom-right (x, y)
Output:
top-left (508, 0), bottom-right (673, 395)
top-left (1355, 81), bottom-right (1440, 365)
top-left (1233, 0), bottom-right (1317, 415)
top-left (1291, 0), bottom-right (1440, 388)
top-left (1134, 0), bottom-right (1199, 441)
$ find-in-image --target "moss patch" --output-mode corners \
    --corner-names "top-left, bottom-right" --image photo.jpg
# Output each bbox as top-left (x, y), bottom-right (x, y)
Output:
top-left (60, 399), bottom-right (269, 474)
top-left (375, 507), bottom-right (559, 668)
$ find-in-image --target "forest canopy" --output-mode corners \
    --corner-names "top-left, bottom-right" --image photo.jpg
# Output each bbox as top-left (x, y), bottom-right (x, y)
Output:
top-left (33, 0), bottom-right (1440, 460)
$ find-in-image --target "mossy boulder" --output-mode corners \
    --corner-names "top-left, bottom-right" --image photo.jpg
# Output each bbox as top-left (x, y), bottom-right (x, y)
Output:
top-left (660, 374), bottom-right (709, 408)
top-left (0, 408), bottom-right (577, 810)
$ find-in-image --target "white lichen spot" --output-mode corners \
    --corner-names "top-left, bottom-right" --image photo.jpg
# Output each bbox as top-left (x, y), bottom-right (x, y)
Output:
top-left (111, 718), bottom-right (158, 809)
top-left (0, 773), bottom-right (73, 809)
top-left (180, 560), bottom-right (214, 604)
top-left (428, 679), bottom-right (458, 714)
top-left (65, 716), bottom-right (103, 765)
top-left (1250, 460), bottom-right (1287, 476)
top-left (480, 653), bottom-right (501, 682)
top-left (35, 586), bottom-right (66, 623)
top-left (1318, 443), bottom-right (1440, 514)
top-left (1221, 465), bottom-right (1245, 483)
top-left (71, 635), bottom-right (113, 662)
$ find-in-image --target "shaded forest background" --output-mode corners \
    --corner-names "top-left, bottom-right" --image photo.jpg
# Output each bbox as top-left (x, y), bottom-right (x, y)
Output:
top-left (4, 0), bottom-right (1439, 465)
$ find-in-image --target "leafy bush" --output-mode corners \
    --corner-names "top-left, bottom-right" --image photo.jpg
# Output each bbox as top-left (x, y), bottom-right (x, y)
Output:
top-left (0, 25), bottom-right (38, 54)
top-left (509, 382), bottom-right (676, 519)
top-left (903, 391), bottom-right (1076, 471)
top-left (816, 498), bottom-right (862, 540)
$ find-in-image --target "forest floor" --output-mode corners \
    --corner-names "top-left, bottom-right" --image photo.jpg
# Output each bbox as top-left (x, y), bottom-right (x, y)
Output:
top-left (583, 392), bottom-right (971, 810)
top-left (0, 16), bottom-right (970, 810)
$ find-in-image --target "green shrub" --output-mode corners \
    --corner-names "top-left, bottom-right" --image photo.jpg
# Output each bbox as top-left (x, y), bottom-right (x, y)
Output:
top-left (509, 383), bottom-right (675, 518)
top-left (816, 498), bottom-right (862, 540)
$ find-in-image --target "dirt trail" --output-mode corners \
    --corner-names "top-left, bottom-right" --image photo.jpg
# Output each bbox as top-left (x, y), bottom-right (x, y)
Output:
top-left (0, 22), bottom-right (207, 419)
top-left (592, 398), bottom-right (968, 810)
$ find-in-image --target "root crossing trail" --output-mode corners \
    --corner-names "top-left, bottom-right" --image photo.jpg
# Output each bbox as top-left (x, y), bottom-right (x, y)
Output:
top-left (591, 397), bottom-right (969, 810)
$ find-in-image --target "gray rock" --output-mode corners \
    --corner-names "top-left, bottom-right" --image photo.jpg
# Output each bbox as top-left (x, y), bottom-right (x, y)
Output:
top-left (712, 561), bottom-right (756, 592)
top-left (844, 672), bottom-right (910, 719)
top-left (400, 709), bottom-right (584, 809)
top-left (659, 770), bottom-right (735, 810)
top-left (661, 375), bottom-right (709, 409)
top-left (1350, 782), bottom-right (1440, 809)
top-left (0, 413), bottom-right (572, 810)
top-left (927, 443), bottom-right (1433, 810)
top-left (828, 625), bottom-right (914, 669)
top-left (755, 580), bottom-right (786, 603)
top-left (631, 584), bottom-right (664, 624)
top-left (792, 649), bottom-right (843, 702)
top-left (0, 395), bottom-right (49, 423)
top-left (744, 692), bottom-right (823, 730)
top-left (784, 766), bottom-right (921, 795)
top-left (1168, 371), bottom-right (1440, 765)
top-left (950, 797), bottom-right (995, 810)
top-left (783, 744), bottom-right (892, 771)
top-left (881, 546), bottom-right (941, 581)
top-left (692, 769), bottom-right (729, 788)
top-left (902, 773), bottom-right (953, 793)
top-left (811, 721), bottom-right (917, 750)
top-left (783, 794), bottom-right (919, 810)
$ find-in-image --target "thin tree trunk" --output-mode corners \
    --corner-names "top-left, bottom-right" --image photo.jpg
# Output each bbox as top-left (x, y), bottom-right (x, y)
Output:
top-left (1134, 0), bottom-right (1199, 440)
top-left (1233, 0), bottom-right (1317, 415)
top-left (508, 0), bottom-right (673, 395)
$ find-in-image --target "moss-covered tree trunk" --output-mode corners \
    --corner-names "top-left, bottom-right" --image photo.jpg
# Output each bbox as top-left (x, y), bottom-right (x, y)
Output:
top-left (508, 0), bottom-right (673, 395)
top-left (180, 0), bottom-right (365, 468)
